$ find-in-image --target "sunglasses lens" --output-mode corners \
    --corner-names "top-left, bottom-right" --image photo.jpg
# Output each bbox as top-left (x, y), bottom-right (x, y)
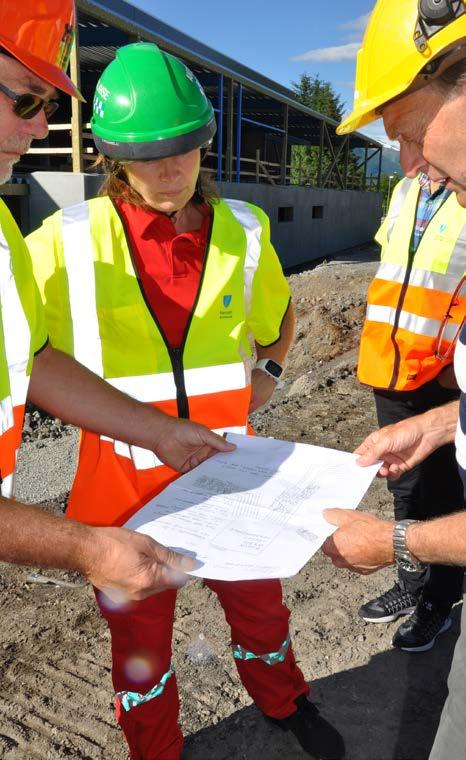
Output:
top-left (14, 95), bottom-right (59, 120)
top-left (44, 101), bottom-right (59, 119)
top-left (14, 94), bottom-right (43, 119)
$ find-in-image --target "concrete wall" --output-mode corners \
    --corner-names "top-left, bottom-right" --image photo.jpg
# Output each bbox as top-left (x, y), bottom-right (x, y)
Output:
top-left (25, 172), bottom-right (382, 268)
top-left (218, 182), bottom-right (383, 268)
top-left (27, 172), bottom-right (103, 234)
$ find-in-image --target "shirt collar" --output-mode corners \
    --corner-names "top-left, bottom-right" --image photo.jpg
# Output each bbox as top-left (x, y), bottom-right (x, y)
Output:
top-left (418, 172), bottom-right (450, 202)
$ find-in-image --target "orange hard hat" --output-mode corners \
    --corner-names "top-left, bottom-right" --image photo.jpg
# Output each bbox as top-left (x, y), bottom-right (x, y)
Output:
top-left (0, 0), bottom-right (83, 100)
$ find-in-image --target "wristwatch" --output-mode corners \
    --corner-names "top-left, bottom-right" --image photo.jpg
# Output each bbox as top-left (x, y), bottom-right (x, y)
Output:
top-left (254, 358), bottom-right (284, 383)
top-left (393, 520), bottom-right (426, 573)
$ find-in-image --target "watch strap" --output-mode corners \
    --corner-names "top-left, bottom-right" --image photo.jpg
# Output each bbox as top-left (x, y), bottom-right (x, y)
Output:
top-left (393, 519), bottom-right (425, 573)
top-left (254, 358), bottom-right (283, 382)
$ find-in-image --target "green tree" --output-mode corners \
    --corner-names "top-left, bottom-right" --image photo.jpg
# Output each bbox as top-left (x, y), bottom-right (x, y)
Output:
top-left (290, 73), bottom-right (361, 188)
top-left (291, 73), bottom-right (345, 121)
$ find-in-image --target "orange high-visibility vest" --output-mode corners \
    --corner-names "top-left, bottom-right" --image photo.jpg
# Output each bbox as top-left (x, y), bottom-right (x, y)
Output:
top-left (0, 200), bottom-right (48, 497)
top-left (358, 178), bottom-right (466, 391)
top-left (28, 197), bottom-right (290, 526)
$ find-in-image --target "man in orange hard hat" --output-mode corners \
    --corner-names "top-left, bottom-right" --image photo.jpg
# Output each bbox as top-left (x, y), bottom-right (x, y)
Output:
top-left (0, 1), bottom-right (233, 600)
top-left (321, 1), bottom-right (466, 757)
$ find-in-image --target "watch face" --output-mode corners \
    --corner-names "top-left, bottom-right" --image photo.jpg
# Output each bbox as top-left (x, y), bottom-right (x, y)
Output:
top-left (265, 360), bottom-right (283, 378)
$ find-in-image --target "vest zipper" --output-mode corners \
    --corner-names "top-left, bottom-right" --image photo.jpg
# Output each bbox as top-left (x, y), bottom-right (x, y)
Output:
top-left (169, 213), bottom-right (214, 419)
top-left (113, 199), bottom-right (214, 422)
top-left (169, 347), bottom-right (189, 419)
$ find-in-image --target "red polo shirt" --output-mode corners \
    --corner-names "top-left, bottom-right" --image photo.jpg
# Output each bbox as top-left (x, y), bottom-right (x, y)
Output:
top-left (115, 199), bottom-right (211, 348)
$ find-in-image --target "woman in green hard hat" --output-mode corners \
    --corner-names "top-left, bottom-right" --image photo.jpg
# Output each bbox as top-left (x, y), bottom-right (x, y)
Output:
top-left (27, 43), bottom-right (344, 760)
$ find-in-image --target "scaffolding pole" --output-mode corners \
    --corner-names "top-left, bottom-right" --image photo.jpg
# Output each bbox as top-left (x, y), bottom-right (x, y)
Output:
top-left (235, 82), bottom-right (243, 184)
top-left (281, 104), bottom-right (289, 185)
top-left (70, 29), bottom-right (83, 173)
top-left (216, 74), bottom-right (224, 182)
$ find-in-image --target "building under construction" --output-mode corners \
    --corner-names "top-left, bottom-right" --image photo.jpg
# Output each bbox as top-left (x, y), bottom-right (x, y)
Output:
top-left (6, 0), bottom-right (384, 267)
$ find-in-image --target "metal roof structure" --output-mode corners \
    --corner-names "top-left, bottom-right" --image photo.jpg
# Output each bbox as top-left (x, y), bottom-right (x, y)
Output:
top-left (20, 0), bottom-right (383, 190)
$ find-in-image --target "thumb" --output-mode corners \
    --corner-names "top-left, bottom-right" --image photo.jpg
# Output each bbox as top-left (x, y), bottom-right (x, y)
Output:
top-left (202, 429), bottom-right (236, 452)
top-left (323, 508), bottom-right (356, 527)
top-left (146, 538), bottom-right (195, 573)
top-left (164, 547), bottom-right (196, 573)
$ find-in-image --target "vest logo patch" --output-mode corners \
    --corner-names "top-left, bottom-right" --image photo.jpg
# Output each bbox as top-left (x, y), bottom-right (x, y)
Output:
top-left (439, 223), bottom-right (447, 233)
top-left (220, 294), bottom-right (232, 319)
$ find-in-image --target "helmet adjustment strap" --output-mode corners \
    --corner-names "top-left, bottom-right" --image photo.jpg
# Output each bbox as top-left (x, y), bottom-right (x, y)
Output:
top-left (415, 0), bottom-right (465, 52)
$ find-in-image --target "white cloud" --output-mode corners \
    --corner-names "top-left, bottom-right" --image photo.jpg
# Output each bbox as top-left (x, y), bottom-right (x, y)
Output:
top-left (338, 13), bottom-right (370, 34)
top-left (290, 12), bottom-right (371, 64)
top-left (290, 43), bottom-right (360, 63)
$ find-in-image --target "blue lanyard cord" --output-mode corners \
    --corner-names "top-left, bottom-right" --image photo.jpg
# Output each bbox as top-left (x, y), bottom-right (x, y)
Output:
top-left (232, 635), bottom-right (290, 666)
top-left (117, 663), bottom-right (175, 712)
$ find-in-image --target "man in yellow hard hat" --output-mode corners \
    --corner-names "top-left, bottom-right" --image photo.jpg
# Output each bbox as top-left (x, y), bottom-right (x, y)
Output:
top-left (321, 2), bottom-right (466, 757)
top-left (0, 0), bottom-right (234, 602)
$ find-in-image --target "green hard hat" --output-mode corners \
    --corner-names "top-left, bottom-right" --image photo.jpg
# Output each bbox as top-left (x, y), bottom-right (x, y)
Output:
top-left (91, 42), bottom-right (216, 161)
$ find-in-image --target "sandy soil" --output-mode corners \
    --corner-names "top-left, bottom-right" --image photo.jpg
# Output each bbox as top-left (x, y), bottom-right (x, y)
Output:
top-left (0, 246), bottom-right (460, 760)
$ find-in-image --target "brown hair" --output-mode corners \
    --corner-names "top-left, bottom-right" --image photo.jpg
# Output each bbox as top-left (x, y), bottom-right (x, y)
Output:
top-left (93, 155), bottom-right (219, 210)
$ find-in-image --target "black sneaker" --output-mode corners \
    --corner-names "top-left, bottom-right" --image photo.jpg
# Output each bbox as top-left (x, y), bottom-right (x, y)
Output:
top-left (358, 582), bottom-right (419, 623)
top-left (392, 596), bottom-right (452, 652)
top-left (265, 694), bottom-right (346, 759)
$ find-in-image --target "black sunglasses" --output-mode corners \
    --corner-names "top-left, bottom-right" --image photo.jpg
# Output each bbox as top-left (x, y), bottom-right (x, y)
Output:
top-left (0, 82), bottom-right (59, 120)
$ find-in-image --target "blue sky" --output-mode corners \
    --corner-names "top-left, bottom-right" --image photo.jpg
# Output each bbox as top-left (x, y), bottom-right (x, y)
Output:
top-left (133, 0), bottom-right (392, 145)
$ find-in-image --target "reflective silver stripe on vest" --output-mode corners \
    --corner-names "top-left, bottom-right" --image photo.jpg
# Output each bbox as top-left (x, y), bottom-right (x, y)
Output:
top-left (1, 472), bottom-right (14, 498)
top-left (444, 221), bottom-right (466, 278)
top-left (0, 223), bottom-right (33, 495)
top-left (62, 203), bottom-right (104, 377)
top-left (0, 227), bottom-right (31, 419)
top-left (223, 199), bottom-right (262, 316)
top-left (374, 262), bottom-right (464, 293)
top-left (107, 363), bottom-right (247, 402)
top-left (366, 304), bottom-right (459, 341)
top-left (101, 424), bottom-right (247, 470)
top-left (0, 397), bottom-right (13, 435)
top-left (386, 178), bottom-right (413, 242)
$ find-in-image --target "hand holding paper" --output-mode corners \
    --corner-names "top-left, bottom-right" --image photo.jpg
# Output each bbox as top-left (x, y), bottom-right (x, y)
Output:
top-left (126, 433), bottom-right (380, 581)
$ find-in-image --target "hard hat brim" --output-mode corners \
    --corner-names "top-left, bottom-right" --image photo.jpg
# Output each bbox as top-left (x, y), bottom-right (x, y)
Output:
top-left (93, 117), bottom-right (217, 162)
top-left (337, 107), bottom-right (378, 136)
top-left (0, 34), bottom-right (84, 101)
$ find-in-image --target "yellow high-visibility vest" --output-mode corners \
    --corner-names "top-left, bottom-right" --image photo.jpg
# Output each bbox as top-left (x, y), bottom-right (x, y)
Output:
top-left (28, 196), bottom-right (290, 525)
top-left (0, 200), bottom-right (48, 496)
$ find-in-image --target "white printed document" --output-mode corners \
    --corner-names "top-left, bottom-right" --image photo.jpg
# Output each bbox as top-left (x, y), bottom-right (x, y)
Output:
top-left (125, 433), bottom-right (380, 581)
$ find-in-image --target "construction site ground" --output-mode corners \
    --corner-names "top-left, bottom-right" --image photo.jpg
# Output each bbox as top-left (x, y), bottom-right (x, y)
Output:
top-left (0, 244), bottom-right (459, 760)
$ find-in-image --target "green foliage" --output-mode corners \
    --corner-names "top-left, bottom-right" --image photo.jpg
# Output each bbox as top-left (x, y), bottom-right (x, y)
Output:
top-left (290, 73), bottom-right (361, 189)
top-left (291, 73), bottom-right (345, 122)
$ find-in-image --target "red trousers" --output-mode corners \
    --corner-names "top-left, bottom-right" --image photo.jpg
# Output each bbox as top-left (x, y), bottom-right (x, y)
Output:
top-left (97, 579), bottom-right (309, 760)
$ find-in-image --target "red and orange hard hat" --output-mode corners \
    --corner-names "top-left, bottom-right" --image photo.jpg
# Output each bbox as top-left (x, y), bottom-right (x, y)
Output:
top-left (0, 0), bottom-right (83, 100)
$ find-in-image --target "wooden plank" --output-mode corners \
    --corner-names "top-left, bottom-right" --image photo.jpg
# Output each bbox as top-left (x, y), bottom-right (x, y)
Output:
top-left (70, 30), bottom-right (83, 173)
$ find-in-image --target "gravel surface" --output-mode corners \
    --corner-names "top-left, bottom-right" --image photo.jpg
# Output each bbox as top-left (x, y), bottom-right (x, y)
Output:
top-left (0, 244), bottom-right (459, 760)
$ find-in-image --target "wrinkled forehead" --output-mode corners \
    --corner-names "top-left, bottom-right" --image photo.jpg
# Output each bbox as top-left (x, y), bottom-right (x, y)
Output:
top-left (382, 87), bottom-right (443, 142)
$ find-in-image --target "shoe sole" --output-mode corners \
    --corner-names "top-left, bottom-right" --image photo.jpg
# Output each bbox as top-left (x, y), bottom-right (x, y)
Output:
top-left (358, 605), bottom-right (416, 624)
top-left (397, 616), bottom-right (452, 653)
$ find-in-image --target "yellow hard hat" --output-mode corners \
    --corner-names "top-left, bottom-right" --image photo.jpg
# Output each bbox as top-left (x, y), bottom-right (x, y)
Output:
top-left (338, 0), bottom-right (466, 135)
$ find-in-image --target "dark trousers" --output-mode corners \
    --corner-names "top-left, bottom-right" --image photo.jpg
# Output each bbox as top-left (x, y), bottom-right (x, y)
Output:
top-left (374, 378), bottom-right (465, 613)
